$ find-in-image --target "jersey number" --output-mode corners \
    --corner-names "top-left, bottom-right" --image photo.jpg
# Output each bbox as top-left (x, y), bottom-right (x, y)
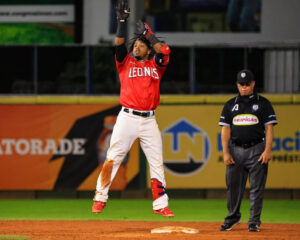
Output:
top-left (232, 104), bottom-right (239, 111)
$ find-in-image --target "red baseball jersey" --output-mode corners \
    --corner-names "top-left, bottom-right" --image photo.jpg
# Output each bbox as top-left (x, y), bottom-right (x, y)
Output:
top-left (116, 54), bottom-right (167, 111)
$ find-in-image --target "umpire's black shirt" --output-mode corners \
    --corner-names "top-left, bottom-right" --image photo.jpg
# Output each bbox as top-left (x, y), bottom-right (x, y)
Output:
top-left (219, 93), bottom-right (278, 145)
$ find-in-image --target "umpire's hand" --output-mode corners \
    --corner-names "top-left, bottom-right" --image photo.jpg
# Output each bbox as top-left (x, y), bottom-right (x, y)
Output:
top-left (258, 149), bottom-right (271, 164)
top-left (223, 152), bottom-right (235, 166)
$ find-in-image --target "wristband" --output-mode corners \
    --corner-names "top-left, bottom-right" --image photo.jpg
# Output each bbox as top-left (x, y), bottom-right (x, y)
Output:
top-left (160, 45), bottom-right (171, 55)
top-left (116, 21), bottom-right (126, 38)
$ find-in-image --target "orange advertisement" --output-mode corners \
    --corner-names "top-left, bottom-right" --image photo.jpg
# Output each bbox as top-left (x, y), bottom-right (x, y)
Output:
top-left (0, 104), bottom-right (139, 190)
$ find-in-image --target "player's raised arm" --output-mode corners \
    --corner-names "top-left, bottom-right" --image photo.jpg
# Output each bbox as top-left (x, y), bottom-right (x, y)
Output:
top-left (115, 1), bottom-right (130, 46)
top-left (136, 20), bottom-right (163, 53)
top-left (136, 20), bottom-right (171, 66)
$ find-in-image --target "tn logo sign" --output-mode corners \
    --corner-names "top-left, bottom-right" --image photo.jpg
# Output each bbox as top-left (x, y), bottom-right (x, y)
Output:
top-left (162, 118), bottom-right (211, 176)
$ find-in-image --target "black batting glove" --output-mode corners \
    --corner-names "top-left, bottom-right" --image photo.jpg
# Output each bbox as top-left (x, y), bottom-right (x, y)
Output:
top-left (136, 20), bottom-right (155, 37)
top-left (136, 20), bottom-right (148, 36)
top-left (136, 20), bottom-right (159, 46)
top-left (115, 1), bottom-right (130, 22)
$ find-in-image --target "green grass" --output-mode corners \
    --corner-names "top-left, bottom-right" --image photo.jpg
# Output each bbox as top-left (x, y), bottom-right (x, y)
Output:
top-left (0, 199), bottom-right (299, 223)
top-left (0, 236), bottom-right (28, 240)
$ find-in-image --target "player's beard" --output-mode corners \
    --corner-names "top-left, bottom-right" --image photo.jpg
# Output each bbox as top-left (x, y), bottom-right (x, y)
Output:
top-left (134, 54), bottom-right (149, 61)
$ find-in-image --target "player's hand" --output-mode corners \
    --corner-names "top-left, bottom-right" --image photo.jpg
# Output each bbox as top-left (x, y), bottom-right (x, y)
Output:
top-left (223, 152), bottom-right (235, 166)
top-left (115, 1), bottom-right (130, 22)
top-left (136, 20), bottom-right (154, 38)
top-left (258, 150), bottom-right (271, 164)
top-left (136, 20), bottom-right (147, 35)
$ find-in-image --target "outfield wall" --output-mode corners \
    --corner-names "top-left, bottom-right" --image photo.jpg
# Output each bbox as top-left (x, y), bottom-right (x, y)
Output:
top-left (0, 95), bottom-right (299, 192)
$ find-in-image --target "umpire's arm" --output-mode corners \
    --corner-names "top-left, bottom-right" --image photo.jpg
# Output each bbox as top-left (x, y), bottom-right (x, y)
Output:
top-left (258, 124), bottom-right (274, 164)
top-left (221, 126), bottom-right (235, 166)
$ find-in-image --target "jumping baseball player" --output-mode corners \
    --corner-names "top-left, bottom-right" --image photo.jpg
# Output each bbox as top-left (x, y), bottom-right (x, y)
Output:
top-left (92, 0), bottom-right (174, 217)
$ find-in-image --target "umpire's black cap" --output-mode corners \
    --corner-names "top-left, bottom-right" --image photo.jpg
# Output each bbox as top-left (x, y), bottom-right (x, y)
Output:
top-left (236, 69), bottom-right (254, 83)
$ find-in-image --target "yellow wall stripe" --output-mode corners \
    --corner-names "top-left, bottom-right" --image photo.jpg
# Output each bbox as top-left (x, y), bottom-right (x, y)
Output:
top-left (0, 94), bottom-right (299, 105)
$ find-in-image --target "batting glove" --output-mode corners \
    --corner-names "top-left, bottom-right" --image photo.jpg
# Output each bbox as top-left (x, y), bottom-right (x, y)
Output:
top-left (136, 20), bottom-right (154, 38)
top-left (115, 1), bottom-right (130, 22)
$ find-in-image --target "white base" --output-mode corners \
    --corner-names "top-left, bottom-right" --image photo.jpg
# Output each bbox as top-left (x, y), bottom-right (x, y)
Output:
top-left (151, 226), bottom-right (199, 234)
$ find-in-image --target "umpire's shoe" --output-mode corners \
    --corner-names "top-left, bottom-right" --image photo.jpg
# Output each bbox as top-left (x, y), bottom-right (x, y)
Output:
top-left (92, 201), bottom-right (106, 213)
top-left (248, 224), bottom-right (260, 232)
top-left (220, 218), bottom-right (241, 231)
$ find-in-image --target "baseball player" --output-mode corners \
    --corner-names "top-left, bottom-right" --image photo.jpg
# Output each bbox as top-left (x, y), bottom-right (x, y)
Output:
top-left (92, 0), bottom-right (174, 217)
top-left (219, 69), bottom-right (277, 232)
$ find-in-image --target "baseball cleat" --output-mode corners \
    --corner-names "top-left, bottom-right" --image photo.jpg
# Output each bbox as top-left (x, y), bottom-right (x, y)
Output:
top-left (92, 201), bottom-right (106, 213)
top-left (153, 207), bottom-right (174, 217)
top-left (220, 218), bottom-right (241, 231)
top-left (248, 224), bottom-right (260, 232)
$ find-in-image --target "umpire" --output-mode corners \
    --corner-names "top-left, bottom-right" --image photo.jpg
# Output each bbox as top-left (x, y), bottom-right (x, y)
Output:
top-left (218, 69), bottom-right (278, 232)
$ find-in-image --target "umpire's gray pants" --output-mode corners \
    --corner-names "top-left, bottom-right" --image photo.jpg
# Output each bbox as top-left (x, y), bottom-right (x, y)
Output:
top-left (224, 142), bottom-right (268, 226)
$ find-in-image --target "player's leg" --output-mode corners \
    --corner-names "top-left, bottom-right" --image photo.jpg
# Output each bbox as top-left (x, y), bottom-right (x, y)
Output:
top-left (139, 116), bottom-right (173, 217)
top-left (223, 146), bottom-right (248, 226)
top-left (248, 142), bottom-right (268, 229)
top-left (93, 111), bottom-right (138, 208)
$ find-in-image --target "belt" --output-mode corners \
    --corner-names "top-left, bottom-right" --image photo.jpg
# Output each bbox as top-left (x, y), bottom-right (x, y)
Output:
top-left (123, 107), bottom-right (155, 118)
top-left (234, 139), bottom-right (264, 149)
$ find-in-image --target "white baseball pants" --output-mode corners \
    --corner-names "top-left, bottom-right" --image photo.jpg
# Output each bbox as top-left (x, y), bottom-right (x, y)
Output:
top-left (94, 107), bottom-right (169, 210)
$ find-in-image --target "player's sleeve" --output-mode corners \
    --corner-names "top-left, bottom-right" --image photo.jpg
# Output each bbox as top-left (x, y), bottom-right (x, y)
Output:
top-left (219, 102), bottom-right (231, 127)
top-left (262, 99), bottom-right (278, 126)
top-left (115, 43), bottom-right (128, 63)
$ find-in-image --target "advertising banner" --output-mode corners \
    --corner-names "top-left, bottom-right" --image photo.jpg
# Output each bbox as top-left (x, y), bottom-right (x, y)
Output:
top-left (1, 103), bottom-right (299, 190)
top-left (151, 105), bottom-right (300, 189)
top-left (0, 104), bottom-right (139, 190)
top-left (0, 0), bottom-right (77, 44)
top-left (0, 5), bottom-right (74, 23)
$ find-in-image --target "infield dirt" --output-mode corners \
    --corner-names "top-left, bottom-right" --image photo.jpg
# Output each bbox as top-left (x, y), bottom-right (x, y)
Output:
top-left (0, 220), bottom-right (299, 240)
